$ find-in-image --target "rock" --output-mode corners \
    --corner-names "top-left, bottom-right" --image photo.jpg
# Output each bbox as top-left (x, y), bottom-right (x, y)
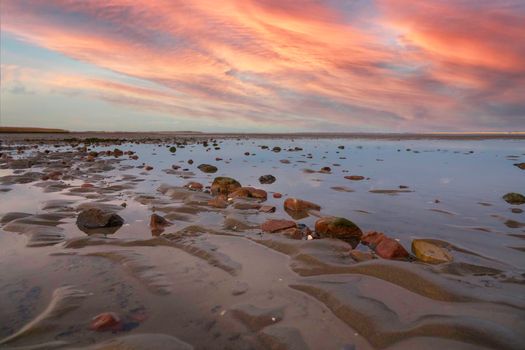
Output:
top-left (230, 187), bottom-right (267, 201)
top-left (338, 145), bottom-right (345, 149)
top-left (349, 250), bottom-right (375, 262)
top-left (503, 192), bottom-right (525, 205)
top-left (511, 208), bottom-right (523, 214)
top-left (144, 165), bottom-right (153, 171)
top-left (169, 146), bottom-right (177, 153)
top-left (259, 174), bottom-right (276, 184)
top-left (81, 183), bottom-right (95, 188)
top-left (185, 182), bottom-right (203, 191)
top-left (259, 205), bottom-right (276, 213)
top-left (187, 159), bottom-right (193, 164)
top-left (90, 312), bottom-right (121, 331)
top-left (280, 159), bottom-right (291, 164)
top-left (273, 193), bottom-right (283, 199)
top-left (314, 216), bottom-right (362, 248)
top-left (210, 177), bottom-right (241, 195)
top-left (411, 239), bottom-right (453, 264)
top-left (284, 198), bottom-right (320, 212)
top-left (272, 146), bottom-right (281, 152)
top-left (344, 175), bottom-right (365, 181)
top-left (208, 195), bottom-right (229, 208)
top-left (197, 164), bottom-right (218, 173)
top-left (319, 166), bottom-right (331, 173)
top-left (76, 208), bottom-right (124, 234)
top-left (361, 232), bottom-right (409, 260)
top-left (261, 219), bottom-right (297, 233)
top-left (150, 213), bottom-right (172, 235)
top-left (514, 162), bottom-right (525, 170)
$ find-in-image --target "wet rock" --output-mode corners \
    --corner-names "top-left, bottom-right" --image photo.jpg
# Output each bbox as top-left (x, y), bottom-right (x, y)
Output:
top-left (224, 216), bottom-right (258, 231)
top-left (411, 239), bottom-right (453, 264)
top-left (503, 192), bottom-right (525, 205)
top-left (230, 187), bottom-right (267, 201)
top-left (272, 146), bottom-right (282, 153)
top-left (514, 162), bottom-right (525, 170)
top-left (211, 177), bottom-right (241, 195)
top-left (511, 208), bottom-right (523, 214)
top-left (361, 232), bottom-right (409, 260)
top-left (319, 166), bottom-right (331, 174)
top-left (188, 159), bottom-right (194, 165)
top-left (197, 164), bottom-right (218, 173)
top-left (232, 281), bottom-right (249, 296)
top-left (344, 175), bottom-right (365, 181)
top-left (315, 216), bottom-right (363, 248)
top-left (259, 174), bottom-right (276, 184)
top-left (144, 165), bottom-right (153, 171)
top-left (284, 198), bottom-right (321, 212)
top-left (280, 159), bottom-right (291, 164)
top-left (259, 205), bottom-right (276, 213)
top-left (185, 181), bottom-right (203, 191)
top-left (90, 312), bottom-right (121, 331)
top-left (150, 213), bottom-right (172, 235)
top-left (169, 146), bottom-right (177, 153)
top-left (273, 193), bottom-right (283, 199)
top-left (76, 208), bottom-right (124, 234)
top-left (261, 219), bottom-right (297, 233)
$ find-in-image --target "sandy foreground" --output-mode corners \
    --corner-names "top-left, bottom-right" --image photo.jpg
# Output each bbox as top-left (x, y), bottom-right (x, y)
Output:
top-left (0, 134), bottom-right (524, 349)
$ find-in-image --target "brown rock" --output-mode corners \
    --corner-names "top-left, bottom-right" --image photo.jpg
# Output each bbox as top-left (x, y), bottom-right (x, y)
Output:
top-left (185, 181), bottom-right (203, 191)
top-left (90, 312), bottom-right (121, 331)
top-left (273, 193), bottom-right (283, 199)
top-left (150, 213), bottom-right (172, 235)
top-left (514, 162), bottom-right (525, 170)
top-left (210, 177), bottom-right (241, 195)
top-left (314, 216), bottom-right (362, 248)
top-left (284, 198), bottom-right (320, 212)
top-left (261, 219), bottom-right (297, 233)
top-left (344, 175), bottom-right (365, 181)
top-left (208, 195), bottom-right (229, 208)
top-left (259, 205), bottom-right (276, 213)
top-left (144, 165), bottom-right (153, 171)
top-left (230, 187), bottom-right (268, 201)
top-left (361, 231), bottom-right (409, 260)
top-left (349, 250), bottom-right (375, 262)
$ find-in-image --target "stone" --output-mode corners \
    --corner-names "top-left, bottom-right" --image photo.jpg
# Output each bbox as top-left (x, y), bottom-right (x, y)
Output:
top-left (230, 187), bottom-right (267, 201)
top-left (197, 164), bottom-right (218, 173)
top-left (411, 239), bottom-right (453, 264)
top-left (208, 195), bottom-right (229, 208)
top-left (284, 198), bottom-right (321, 212)
top-left (319, 166), bottom-right (331, 173)
top-left (273, 193), bottom-right (283, 199)
top-left (344, 175), bottom-right (365, 181)
top-left (259, 205), bottom-right (276, 213)
top-left (349, 250), bottom-right (375, 262)
top-left (514, 162), bottom-right (525, 170)
top-left (361, 232), bottom-right (409, 260)
top-left (210, 177), bottom-right (241, 195)
top-left (150, 213), bottom-right (172, 235)
top-left (259, 174), bottom-right (276, 184)
top-left (185, 181), bottom-right (203, 191)
top-left (169, 146), bottom-right (177, 153)
top-left (261, 219), bottom-right (297, 233)
top-left (90, 312), bottom-right (121, 331)
top-left (314, 216), bottom-right (363, 248)
top-left (76, 208), bottom-right (124, 234)
top-left (503, 192), bottom-right (525, 205)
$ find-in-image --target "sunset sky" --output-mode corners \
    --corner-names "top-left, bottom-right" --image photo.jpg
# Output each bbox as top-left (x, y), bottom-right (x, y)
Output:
top-left (1, 0), bottom-right (524, 132)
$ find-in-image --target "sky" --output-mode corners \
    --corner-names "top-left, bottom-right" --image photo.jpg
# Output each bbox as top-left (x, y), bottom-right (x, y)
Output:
top-left (1, 0), bottom-right (524, 132)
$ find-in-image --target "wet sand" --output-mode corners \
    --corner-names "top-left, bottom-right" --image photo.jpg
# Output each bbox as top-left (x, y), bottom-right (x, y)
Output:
top-left (0, 133), bottom-right (524, 349)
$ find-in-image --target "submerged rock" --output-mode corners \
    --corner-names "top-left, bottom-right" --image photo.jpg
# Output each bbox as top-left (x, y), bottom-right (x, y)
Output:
top-left (344, 175), bottom-right (365, 181)
top-left (259, 174), bottom-right (276, 184)
top-left (210, 177), bottom-right (241, 195)
top-left (197, 164), bottom-right (218, 173)
top-left (150, 213), bottom-right (172, 235)
top-left (361, 232), bottom-right (409, 260)
top-left (503, 192), bottom-right (525, 205)
top-left (411, 239), bottom-right (453, 264)
top-left (261, 219), bottom-right (297, 233)
top-left (76, 208), bottom-right (124, 234)
top-left (314, 216), bottom-right (362, 248)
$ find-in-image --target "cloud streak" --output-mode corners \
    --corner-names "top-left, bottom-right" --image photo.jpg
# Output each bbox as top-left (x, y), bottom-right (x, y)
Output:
top-left (1, 0), bottom-right (524, 131)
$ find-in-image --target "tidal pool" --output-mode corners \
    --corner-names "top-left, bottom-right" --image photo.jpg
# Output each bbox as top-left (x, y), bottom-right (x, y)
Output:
top-left (0, 135), bottom-right (524, 349)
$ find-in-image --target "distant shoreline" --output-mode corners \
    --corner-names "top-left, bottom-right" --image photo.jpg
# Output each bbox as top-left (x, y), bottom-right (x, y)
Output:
top-left (1, 130), bottom-right (524, 141)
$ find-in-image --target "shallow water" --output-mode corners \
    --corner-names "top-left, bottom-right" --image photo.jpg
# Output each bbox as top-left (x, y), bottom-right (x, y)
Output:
top-left (0, 136), bottom-right (524, 349)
